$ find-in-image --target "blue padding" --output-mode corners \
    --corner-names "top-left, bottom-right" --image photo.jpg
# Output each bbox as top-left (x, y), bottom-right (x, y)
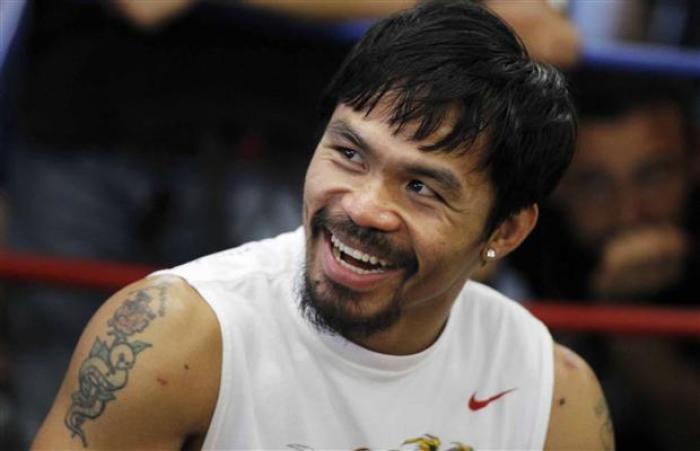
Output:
top-left (0, 0), bottom-right (26, 71)
top-left (328, 20), bottom-right (373, 42)
top-left (330, 20), bottom-right (700, 78)
top-left (582, 41), bottom-right (700, 77)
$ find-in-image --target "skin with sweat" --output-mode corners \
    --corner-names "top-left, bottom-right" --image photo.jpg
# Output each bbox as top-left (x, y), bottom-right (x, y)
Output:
top-left (303, 103), bottom-right (516, 355)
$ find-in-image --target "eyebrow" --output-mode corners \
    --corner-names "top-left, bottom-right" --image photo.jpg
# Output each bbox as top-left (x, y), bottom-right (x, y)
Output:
top-left (326, 119), bottom-right (463, 194)
top-left (327, 119), bottom-right (370, 151)
top-left (404, 164), bottom-right (463, 193)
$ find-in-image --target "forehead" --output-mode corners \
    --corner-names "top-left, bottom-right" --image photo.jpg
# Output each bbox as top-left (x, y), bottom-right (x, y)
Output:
top-left (327, 103), bottom-right (489, 179)
top-left (574, 104), bottom-right (685, 173)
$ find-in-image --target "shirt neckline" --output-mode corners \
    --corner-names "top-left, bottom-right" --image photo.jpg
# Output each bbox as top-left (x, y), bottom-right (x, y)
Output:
top-left (287, 228), bottom-right (455, 376)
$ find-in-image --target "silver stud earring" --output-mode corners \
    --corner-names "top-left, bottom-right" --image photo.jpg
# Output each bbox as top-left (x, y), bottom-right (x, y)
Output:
top-left (485, 248), bottom-right (496, 259)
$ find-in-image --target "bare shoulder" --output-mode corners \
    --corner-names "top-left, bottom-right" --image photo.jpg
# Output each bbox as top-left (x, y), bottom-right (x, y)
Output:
top-left (32, 274), bottom-right (222, 450)
top-left (544, 343), bottom-right (615, 451)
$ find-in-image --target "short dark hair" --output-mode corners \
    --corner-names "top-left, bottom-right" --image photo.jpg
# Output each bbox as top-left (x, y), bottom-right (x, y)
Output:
top-left (570, 69), bottom-right (696, 152)
top-left (320, 0), bottom-right (576, 235)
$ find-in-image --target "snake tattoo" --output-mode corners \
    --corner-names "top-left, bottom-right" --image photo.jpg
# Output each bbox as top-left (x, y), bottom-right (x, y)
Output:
top-left (64, 283), bottom-right (168, 447)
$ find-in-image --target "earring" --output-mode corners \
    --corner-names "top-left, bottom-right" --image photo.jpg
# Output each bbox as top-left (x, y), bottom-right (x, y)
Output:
top-left (480, 247), bottom-right (496, 266)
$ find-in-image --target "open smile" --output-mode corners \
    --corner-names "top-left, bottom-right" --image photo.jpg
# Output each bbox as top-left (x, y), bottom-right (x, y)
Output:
top-left (320, 229), bottom-right (402, 292)
top-left (330, 233), bottom-right (392, 274)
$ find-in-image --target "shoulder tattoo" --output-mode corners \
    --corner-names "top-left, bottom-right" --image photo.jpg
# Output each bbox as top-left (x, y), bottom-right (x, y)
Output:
top-left (594, 396), bottom-right (615, 451)
top-left (64, 283), bottom-right (169, 447)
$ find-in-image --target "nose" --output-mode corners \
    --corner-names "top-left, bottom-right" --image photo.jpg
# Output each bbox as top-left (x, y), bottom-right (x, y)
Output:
top-left (615, 184), bottom-right (646, 228)
top-left (341, 182), bottom-right (402, 232)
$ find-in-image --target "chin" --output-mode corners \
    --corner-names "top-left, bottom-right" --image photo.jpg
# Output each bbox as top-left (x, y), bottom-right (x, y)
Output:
top-left (299, 267), bottom-right (403, 340)
top-left (301, 207), bottom-right (416, 338)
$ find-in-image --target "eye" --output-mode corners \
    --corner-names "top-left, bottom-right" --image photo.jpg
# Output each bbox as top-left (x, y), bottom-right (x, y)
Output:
top-left (571, 172), bottom-right (612, 197)
top-left (637, 164), bottom-right (672, 188)
top-left (407, 180), bottom-right (438, 199)
top-left (334, 146), bottom-right (363, 164)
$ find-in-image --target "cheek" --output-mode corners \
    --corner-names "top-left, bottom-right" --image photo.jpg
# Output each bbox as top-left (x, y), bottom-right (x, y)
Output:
top-left (647, 179), bottom-right (687, 222)
top-left (572, 206), bottom-right (613, 233)
top-left (555, 192), bottom-right (615, 244)
top-left (417, 233), bottom-right (480, 282)
top-left (407, 243), bottom-right (479, 306)
top-left (565, 209), bottom-right (614, 249)
top-left (303, 156), bottom-right (329, 209)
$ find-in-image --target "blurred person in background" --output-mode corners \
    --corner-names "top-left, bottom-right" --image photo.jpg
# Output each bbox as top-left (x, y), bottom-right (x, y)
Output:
top-left (512, 69), bottom-right (700, 450)
top-left (0, 0), bottom-right (579, 448)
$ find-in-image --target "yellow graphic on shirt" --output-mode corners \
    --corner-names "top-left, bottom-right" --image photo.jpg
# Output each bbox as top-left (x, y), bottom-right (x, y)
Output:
top-left (400, 434), bottom-right (474, 451)
top-left (287, 433), bottom-right (475, 451)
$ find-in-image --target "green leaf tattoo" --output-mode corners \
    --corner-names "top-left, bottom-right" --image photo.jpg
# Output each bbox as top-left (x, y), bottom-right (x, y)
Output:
top-left (595, 396), bottom-right (615, 451)
top-left (89, 338), bottom-right (110, 362)
top-left (64, 283), bottom-right (169, 447)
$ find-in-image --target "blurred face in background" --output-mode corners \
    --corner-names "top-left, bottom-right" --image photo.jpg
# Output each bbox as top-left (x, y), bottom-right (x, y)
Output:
top-left (554, 103), bottom-right (689, 251)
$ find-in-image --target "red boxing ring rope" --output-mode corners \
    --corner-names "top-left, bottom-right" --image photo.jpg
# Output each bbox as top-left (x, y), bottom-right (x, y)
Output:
top-left (1, 250), bottom-right (699, 337)
top-left (0, 250), bottom-right (154, 290)
top-left (526, 302), bottom-right (700, 337)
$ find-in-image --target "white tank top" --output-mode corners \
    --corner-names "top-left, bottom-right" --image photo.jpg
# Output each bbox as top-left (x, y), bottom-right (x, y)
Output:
top-left (159, 228), bottom-right (554, 450)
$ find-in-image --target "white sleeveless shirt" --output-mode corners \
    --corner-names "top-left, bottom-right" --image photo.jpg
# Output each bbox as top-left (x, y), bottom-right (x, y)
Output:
top-left (159, 228), bottom-right (554, 450)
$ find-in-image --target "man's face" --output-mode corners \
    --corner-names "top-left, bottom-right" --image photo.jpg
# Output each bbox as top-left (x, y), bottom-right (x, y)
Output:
top-left (301, 103), bottom-right (494, 340)
top-left (555, 103), bottom-right (688, 251)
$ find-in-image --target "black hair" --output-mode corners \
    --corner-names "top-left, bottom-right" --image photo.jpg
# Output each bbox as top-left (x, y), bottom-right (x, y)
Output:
top-left (569, 68), bottom-right (697, 152)
top-left (320, 0), bottom-right (576, 235)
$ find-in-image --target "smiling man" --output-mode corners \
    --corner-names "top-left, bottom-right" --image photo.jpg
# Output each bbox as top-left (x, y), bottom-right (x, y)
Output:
top-left (33, 1), bottom-right (612, 450)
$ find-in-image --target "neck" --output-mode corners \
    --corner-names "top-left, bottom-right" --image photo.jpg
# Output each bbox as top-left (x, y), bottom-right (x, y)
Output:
top-left (351, 297), bottom-right (454, 355)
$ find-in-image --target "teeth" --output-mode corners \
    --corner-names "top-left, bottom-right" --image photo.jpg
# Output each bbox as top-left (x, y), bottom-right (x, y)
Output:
top-left (330, 233), bottom-right (389, 271)
top-left (332, 246), bottom-right (384, 275)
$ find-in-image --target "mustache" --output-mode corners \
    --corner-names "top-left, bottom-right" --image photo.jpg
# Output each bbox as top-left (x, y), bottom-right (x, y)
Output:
top-left (311, 208), bottom-right (418, 275)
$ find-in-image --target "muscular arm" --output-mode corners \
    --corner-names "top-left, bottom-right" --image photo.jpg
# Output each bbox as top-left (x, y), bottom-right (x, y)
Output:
top-left (544, 344), bottom-right (615, 450)
top-left (32, 275), bottom-right (221, 450)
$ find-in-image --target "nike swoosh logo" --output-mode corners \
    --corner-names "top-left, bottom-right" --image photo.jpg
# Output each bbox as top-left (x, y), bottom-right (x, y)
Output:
top-left (468, 388), bottom-right (517, 411)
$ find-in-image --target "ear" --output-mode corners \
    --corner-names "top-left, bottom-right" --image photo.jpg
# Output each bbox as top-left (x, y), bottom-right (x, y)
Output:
top-left (483, 204), bottom-right (539, 260)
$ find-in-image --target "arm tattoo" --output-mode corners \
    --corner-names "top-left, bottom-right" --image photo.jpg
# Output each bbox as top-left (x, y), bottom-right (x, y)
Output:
top-left (594, 396), bottom-right (615, 451)
top-left (64, 283), bottom-right (169, 447)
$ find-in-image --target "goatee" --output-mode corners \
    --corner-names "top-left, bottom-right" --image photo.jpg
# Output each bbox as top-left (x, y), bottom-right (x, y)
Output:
top-left (299, 268), bottom-right (403, 340)
top-left (299, 208), bottom-right (417, 340)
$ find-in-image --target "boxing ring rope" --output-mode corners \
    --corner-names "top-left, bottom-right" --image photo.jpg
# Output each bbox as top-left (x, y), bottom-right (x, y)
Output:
top-left (0, 250), bottom-right (154, 291)
top-left (526, 302), bottom-right (700, 337)
top-left (1, 250), bottom-right (698, 337)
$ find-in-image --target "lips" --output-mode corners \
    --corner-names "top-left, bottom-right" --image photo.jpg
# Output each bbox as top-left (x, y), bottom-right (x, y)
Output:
top-left (320, 229), bottom-right (402, 292)
top-left (330, 233), bottom-right (391, 273)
